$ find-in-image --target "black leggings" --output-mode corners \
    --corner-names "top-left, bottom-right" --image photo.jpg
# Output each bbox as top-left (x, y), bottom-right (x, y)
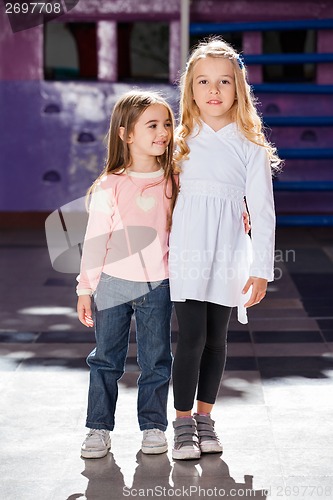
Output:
top-left (173, 300), bottom-right (232, 411)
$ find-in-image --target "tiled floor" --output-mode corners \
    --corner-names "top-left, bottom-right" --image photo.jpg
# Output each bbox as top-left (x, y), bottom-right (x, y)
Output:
top-left (1, 227), bottom-right (333, 500)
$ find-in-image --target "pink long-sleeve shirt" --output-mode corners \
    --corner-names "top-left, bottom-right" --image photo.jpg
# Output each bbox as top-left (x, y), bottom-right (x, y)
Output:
top-left (76, 168), bottom-right (172, 295)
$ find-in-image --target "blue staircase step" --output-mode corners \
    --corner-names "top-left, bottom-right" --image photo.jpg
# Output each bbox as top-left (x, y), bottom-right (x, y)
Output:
top-left (264, 116), bottom-right (333, 126)
top-left (277, 215), bottom-right (333, 226)
top-left (273, 181), bottom-right (333, 191)
top-left (278, 148), bottom-right (333, 159)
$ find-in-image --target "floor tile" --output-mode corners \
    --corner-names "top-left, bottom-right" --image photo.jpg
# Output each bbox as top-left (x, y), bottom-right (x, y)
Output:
top-left (216, 371), bottom-right (265, 405)
top-left (225, 357), bottom-right (258, 370)
top-left (228, 330), bottom-right (252, 343)
top-left (248, 317), bottom-right (320, 332)
top-left (36, 331), bottom-right (94, 343)
top-left (252, 330), bottom-right (324, 343)
top-left (0, 331), bottom-right (39, 343)
top-left (318, 319), bottom-right (333, 330)
top-left (269, 406), bottom-right (333, 449)
top-left (290, 273), bottom-right (333, 299)
top-left (262, 375), bottom-right (333, 407)
top-left (253, 343), bottom-right (329, 357)
top-left (278, 448), bottom-right (333, 477)
top-left (227, 343), bottom-right (255, 356)
top-left (257, 355), bottom-right (333, 373)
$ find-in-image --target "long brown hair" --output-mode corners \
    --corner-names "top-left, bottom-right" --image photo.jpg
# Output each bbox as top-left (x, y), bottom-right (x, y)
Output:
top-left (87, 90), bottom-right (179, 229)
top-left (176, 37), bottom-right (282, 174)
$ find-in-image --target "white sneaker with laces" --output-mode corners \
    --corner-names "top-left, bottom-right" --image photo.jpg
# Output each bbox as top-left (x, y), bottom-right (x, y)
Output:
top-left (141, 429), bottom-right (168, 454)
top-left (81, 429), bottom-right (111, 459)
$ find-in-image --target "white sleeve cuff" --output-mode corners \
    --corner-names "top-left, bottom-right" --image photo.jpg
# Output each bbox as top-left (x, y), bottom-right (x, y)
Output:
top-left (76, 289), bottom-right (93, 296)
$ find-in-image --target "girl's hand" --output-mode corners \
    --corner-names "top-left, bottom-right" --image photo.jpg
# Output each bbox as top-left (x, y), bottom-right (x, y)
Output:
top-left (242, 277), bottom-right (267, 308)
top-left (77, 295), bottom-right (94, 327)
top-left (242, 211), bottom-right (251, 234)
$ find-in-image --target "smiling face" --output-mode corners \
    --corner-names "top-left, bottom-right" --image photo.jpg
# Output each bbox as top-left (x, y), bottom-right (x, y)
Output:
top-left (192, 56), bottom-right (236, 130)
top-left (126, 104), bottom-right (172, 167)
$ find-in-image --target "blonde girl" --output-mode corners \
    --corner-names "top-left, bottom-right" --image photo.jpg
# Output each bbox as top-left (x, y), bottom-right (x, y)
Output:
top-left (169, 38), bottom-right (282, 460)
top-left (77, 90), bottom-right (178, 459)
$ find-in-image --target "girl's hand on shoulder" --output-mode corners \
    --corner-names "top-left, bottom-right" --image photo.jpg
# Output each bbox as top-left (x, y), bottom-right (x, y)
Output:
top-left (242, 211), bottom-right (251, 234)
top-left (242, 277), bottom-right (267, 308)
top-left (77, 295), bottom-right (94, 327)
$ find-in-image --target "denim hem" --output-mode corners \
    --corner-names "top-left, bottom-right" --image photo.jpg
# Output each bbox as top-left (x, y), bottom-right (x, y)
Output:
top-left (86, 422), bottom-right (114, 432)
top-left (139, 423), bottom-right (167, 432)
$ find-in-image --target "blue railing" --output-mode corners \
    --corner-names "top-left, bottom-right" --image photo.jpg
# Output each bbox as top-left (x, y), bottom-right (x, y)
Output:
top-left (253, 84), bottom-right (333, 94)
top-left (278, 148), bottom-right (333, 159)
top-left (245, 53), bottom-right (333, 64)
top-left (276, 215), bottom-right (333, 226)
top-left (273, 181), bottom-right (333, 191)
top-left (190, 18), bottom-right (333, 34)
top-left (263, 116), bottom-right (333, 126)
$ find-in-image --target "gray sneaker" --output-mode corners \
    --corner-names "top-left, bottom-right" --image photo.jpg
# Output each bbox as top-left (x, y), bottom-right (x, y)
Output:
top-left (194, 413), bottom-right (223, 453)
top-left (172, 416), bottom-right (201, 460)
top-left (81, 429), bottom-right (111, 459)
top-left (141, 429), bottom-right (168, 454)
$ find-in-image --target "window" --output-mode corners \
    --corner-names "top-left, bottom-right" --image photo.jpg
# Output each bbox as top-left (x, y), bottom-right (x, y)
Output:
top-left (44, 22), bottom-right (98, 80)
top-left (263, 30), bottom-right (316, 83)
top-left (117, 22), bottom-right (169, 82)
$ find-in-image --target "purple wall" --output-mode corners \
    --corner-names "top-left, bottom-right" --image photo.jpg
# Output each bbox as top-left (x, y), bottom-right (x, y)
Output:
top-left (0, 80), bottom-right (179, 211)
top-left (0, 10), bottom-right (43, 80)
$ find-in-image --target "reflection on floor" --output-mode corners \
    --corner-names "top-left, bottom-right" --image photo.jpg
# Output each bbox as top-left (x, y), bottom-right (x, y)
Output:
top-left (0, 227), bottom-right (333, 500)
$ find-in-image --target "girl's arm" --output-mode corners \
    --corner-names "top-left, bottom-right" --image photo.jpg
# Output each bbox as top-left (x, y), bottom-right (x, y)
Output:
top-left (76, 183), bottom-right (114, 295)
top-left (77, 295), bottom-right (94, 328)
top-left (243, 144), bottom-right (275, 307)
top-left (245, 144), bottom-right (276, 282)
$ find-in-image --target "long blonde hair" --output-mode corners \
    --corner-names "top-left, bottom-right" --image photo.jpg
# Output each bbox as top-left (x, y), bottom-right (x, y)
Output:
top-left (87, 90), bottom-right (179, 228)
top-left (176, 37), bottom-right (282, 173)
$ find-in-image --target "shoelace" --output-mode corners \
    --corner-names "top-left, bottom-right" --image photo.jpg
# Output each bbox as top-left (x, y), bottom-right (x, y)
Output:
top-left (144, 429), bottom-right (162, 436)
top-left (87, 429), bottom-right (108, 439)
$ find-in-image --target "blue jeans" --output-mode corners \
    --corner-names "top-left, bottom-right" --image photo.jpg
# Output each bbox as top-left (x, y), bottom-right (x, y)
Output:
top-left (86, 274), bottom-right (173, 432)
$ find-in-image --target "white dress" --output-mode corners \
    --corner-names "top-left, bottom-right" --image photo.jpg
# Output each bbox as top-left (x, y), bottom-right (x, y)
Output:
top-left (169, 121), bottom-right (275, 324)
